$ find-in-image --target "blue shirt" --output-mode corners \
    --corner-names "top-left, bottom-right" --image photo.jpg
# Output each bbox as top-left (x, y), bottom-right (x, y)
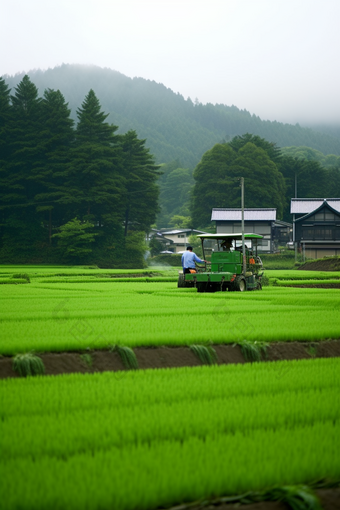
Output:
top-left (181, 251), bottom-right (204, 269)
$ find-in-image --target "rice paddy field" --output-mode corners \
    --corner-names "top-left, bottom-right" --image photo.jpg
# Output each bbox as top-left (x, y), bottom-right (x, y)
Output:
top-left (1, 264), bottom-right (340, 509)
top-left (1, 266), bottom-right (340, 354)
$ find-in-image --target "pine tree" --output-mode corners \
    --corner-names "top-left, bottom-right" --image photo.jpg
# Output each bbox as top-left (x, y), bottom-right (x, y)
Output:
top-left (0, 76), bottom-right (46, 258)
top-left (0, 77), bottom-right (12, 169)
top-left (120, 129), bottom-right (160, 235)
top-left (8, 75), bottom-right (43, 207)
top-left (57, 89), bottom-right (124, 225)
top-left (33, 88), bottom-right (75, 243)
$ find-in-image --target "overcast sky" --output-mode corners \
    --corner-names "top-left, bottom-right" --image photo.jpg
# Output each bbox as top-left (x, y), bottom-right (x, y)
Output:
top-left (1, 0), bottom-right (339, 125)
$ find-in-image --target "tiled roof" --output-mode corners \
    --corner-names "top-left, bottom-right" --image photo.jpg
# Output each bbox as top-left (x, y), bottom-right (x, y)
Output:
top-left (161, 229), bottom-right (206, 235)
top-left (290, 199), bottom-right (340, 214)
top-left (211, 208), bottom-right (277, 221)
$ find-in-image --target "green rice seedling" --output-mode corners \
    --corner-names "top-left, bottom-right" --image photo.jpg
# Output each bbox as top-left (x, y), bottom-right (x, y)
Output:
top-left (11, 273), bottom-right (30, 282)
top-left (190, 344), bottom-right (218, 365)
top-left (12, 352), bottom-right (45, 377)
top-left (114, 345), bottom-right (139, 370)
top-left (306, 345), bottom-right (317, 358)
top-left (80, 353), bottom-right (93, 368)
top-left (0, 278), bottom-right (29, 284)
top-left (239, 340), bottom-right (268, 362)
top-left (261, 274), bottom-right (270, 286)
top-left (266, 485), bottom-right (322, 510)
top-left (183, 484), bottom-right (323, 508)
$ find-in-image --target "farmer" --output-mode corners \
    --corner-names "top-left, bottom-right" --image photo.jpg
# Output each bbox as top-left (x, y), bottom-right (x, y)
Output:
top-left (182, 246), bottom-right (207, 274)
top-left (221, 239), bottom-right (233, 251)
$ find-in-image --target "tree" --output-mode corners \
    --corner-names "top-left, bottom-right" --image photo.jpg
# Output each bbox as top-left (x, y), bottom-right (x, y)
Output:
top-left (169, 215), bottom-right (192, 229)
top-left (281, 146), bottom-right (340, 168)
top-left (192, 143), bottom-right (237, 227)
top-left (52, 218), bottom-right (97, 261)
top-left (0, 77), bottom-right (12, 169)
top-left (280, 155), bottom-right (328, 221)
top-left (33, 88), bottom-right (75, 243)
top-left (5, 75), bottom-right (43, 208)
top-left (149, 236), bottom-right (163, 256)
top-left (157, 164), bottom-right (194, 227)
top-left (192, 140), bottom-right (286, 227)
top-left (0, 78), bottom-right (13, 243)
top-left (228, 133), bottom-right (282, 165)
top-left (120, 129), bottom-right (160, 236)
top-left (0, 76), bottom-right (46, 257)
top-left (232, 142), bottom-right (286, 217)
top-left (55, 89), bottom-right (125, 226)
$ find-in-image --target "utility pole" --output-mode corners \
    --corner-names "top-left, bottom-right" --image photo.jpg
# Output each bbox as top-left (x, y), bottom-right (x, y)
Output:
top-left (294, 171), bottom-right (298, 263)
top-left (241, 177), bottom-right (246, 277)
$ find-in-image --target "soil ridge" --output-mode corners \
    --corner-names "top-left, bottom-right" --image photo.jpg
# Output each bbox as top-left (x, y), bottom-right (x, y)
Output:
top-left (1, 340), bottom-right (340, 379)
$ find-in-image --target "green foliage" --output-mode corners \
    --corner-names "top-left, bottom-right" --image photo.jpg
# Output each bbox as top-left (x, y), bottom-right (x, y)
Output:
top-left (148, 236), bottom-right (164, 256)
top-left (124, 231), bottom-right (148, 268)
top-left (150, 254), bottom-right (182, 266)
top-left (120, 129), bottom-right (160, 235)
top-left (169, 215), bottom-right (192, 229)
top-left (157, 161), bottom-right (194, 228)
top-left (190, 344), bottom-right (218, 365)
top-left (52, 218), bottom-right (97, 260)
top-left (188, 234), bottom-right (203, 258)
top-left (229, 133), bottom-right (282, 164)
top-left (0, 78), bottom-right (160, 267)
top-left (12, 352), bottom-right (45, 377)
top-left (114, 345), bottom-right (139, 370)
top-left (191, 139), bottom-right (286, 226)
top-left (238, 340), bottom-right (268, 362)
top-left (279, 156), bottom-right (331, 222)
top-left (282, 145), bottom-right (340, 168)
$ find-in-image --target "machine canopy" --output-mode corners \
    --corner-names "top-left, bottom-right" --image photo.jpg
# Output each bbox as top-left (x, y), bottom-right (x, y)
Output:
top-left (197, 233), bottom-right (263, 240)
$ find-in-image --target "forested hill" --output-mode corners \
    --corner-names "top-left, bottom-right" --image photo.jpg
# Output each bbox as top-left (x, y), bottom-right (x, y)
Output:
top-left (4, 64), bottom-right (340, 167)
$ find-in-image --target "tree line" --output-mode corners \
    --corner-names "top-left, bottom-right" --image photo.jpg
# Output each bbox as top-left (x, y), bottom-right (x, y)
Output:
top-left (191, 134), bottom-right (340, 227)
top-left (0, 76), bottom-right (160, 266)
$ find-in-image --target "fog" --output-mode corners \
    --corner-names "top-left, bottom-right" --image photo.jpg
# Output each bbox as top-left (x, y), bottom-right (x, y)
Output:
top-left (2, 0), bottom-right (339, 125)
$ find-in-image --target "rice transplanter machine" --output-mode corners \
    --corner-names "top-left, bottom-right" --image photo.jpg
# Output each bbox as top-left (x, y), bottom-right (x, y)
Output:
top-left (178, 233), bottom-right (264, 292)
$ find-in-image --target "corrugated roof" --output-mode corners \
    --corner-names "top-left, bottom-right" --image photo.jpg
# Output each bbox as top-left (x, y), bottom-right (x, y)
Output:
top-left (211, 208), bottom-right (277, 221)
top-left (291, 199), bottom-right (340, 214)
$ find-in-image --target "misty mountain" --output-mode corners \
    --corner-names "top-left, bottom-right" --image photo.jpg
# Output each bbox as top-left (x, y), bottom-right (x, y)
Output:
top-left (4, 64), bottom-right (340, 167)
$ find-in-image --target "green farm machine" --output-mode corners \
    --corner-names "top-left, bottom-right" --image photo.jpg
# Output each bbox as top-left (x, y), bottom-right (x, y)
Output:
top-left (178, 233), bottom-right (264, 292)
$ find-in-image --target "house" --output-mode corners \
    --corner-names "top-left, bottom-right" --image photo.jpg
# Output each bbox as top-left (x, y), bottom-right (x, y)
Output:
top-left (291, 198), bottom-right (340, 258)
top-left (211, 208), bottom-right (291, 253)
top-left (161, 228), bottom-right (207, 253)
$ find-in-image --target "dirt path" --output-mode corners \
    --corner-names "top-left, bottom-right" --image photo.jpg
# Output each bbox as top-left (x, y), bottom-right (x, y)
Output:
top-left (1, 340), bottom-right (340, 379)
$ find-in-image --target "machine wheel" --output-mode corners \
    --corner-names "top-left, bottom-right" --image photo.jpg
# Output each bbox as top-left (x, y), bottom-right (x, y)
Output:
top-left (196, 282), bottom-right (205, 293)
top-left (235, 276), bottom-right (246, 292)
top-left (256, 282), bottom-right (262, 291)
top-left (177, 273), bottom-right (185, 288)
